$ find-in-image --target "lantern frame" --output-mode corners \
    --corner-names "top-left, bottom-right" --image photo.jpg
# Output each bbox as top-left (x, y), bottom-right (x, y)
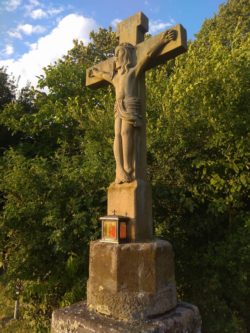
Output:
top-left (100, 215), bottom-right (129, 243)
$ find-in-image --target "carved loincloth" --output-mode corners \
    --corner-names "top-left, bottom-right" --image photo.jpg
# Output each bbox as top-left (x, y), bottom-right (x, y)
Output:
top-left (114, 97), bottom-right (142, 127)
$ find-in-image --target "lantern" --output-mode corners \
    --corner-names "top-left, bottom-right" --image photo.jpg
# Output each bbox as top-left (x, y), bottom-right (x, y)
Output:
top-left (100, 215), bottom-right (129, 243)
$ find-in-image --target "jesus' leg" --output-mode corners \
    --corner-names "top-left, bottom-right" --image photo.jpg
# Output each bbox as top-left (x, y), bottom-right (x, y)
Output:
top-left (121, 121), bottom-right (133, 181)
top-left (114, 117), bottom-right (130, 183)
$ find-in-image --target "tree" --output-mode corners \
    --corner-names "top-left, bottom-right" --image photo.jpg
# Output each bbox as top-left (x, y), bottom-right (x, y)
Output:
top-left (146, 0), bottom-right (250, 332)
top-left (0, 28), bottom-right (118, 331)
top-left (0, 67), bottom-right (17, 154)
top-left (0, 67), bottom-right (15, 106)
top-left (0, 1), bottom-right (249, 331)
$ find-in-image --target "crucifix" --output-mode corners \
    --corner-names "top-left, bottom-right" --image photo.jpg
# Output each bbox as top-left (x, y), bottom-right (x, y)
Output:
top-left (86, 12), bottom-right (187, 184)
top-left (86, 12), bottom-right (187, 241)
top-left (51, 12), bottom-right (202, 330)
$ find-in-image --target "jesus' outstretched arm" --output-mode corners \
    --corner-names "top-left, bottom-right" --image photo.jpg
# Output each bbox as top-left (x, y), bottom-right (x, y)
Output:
top-left (135, 29), bottom-right (177, 77)
top-left (88, 67), bottom-right (113, 84)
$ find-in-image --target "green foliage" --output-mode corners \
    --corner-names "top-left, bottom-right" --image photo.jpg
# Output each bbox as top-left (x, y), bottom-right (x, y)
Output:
top-left (0, 282), bottom-right (33, 332)
top-left (0, 67), bottom-right (15, 108)
top-left (146, 0), bottom-right (250, 332)
top-left (0, 67), bottom-right (20, 154)
top-left (1, 320), bottom-right (32, 333)
top-left (0, 2), bottom-right (249, 332)
top-left (0, 28), bottom-right (117, 331)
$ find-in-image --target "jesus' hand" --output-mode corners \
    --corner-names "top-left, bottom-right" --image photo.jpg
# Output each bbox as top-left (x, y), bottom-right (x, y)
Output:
top-left (88, 67), bottom-right (99, 78)
top-left (162, 29), bottom-right (177, 43)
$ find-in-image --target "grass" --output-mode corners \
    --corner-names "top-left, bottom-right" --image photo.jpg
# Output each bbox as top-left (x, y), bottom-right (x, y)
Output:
top-left (0, 281), bottom-right (34, 333)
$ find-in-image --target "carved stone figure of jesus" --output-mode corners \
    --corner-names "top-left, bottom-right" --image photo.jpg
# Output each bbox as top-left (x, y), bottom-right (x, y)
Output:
top-left (89, 30), bottom-right (176, 184)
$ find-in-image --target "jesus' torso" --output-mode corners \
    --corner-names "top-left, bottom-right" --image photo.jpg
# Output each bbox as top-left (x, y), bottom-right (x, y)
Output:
top-left (112, 68), bottom-right (139, 100)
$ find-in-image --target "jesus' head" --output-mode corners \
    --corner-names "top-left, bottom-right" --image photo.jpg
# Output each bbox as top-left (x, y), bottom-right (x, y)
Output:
top-left (114, 43), bottom-right (135, 74)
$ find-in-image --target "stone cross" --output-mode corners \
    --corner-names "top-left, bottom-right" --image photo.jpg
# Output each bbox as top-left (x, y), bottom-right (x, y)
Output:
top-left (86, 12), bottom-right (187, 241)
top-left (86, 12), bottom-right (187, 185)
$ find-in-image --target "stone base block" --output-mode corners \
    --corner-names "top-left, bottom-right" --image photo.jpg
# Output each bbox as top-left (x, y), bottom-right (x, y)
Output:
top-left (51, 301), bottom-right (202, 333)
top-left (87, 240), bottom-right (177, 321)
top-left (108, 180), bottom-right (152, 241)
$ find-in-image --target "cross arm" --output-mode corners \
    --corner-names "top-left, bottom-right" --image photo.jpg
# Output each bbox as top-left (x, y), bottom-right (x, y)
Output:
top-left (136, 24), bottom-right (187, 72)
top-left (86, 24), bottom-right (187, 89)
top-left (86, 57), bottom-right (114, 89)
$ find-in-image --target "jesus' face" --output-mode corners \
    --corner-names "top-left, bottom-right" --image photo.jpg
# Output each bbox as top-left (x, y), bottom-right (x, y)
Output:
top-left (114, 44), bottom-right (135, 74)
top-left (115, 47), bottom-right (126, 70)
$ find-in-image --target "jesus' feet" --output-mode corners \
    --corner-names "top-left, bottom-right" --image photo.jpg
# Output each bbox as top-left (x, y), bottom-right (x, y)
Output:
top-left (115, 169), bottom-right (132, 184)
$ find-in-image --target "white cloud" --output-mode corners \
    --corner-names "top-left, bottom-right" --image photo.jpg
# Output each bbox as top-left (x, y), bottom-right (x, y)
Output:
top-left (0, 14), bottom-right (97, 89)
top-left (30, 8), bottom-right (47, 19)
top-left (149, 19), bottom-right (175, 34)
top-left (0, 44), bottom-right (15, 57)
top-left (111, 18), bottom-right (121, 29)
top-left (47, 7), bottom-right (64, 16)
top-left (4, 45), bottom-right (14, 56)
top-left (5, 0), bottom-right (22, 11)
top-left (29, 0), bottom-right (40, 6)
top-left (28, 6), bottom-right (64, 19)
top-left (18, 23), bottom-right (45, 35)
top-left (8, 23), bottom-right (46, 39)
top-left (111, 17), bottom-right (175, 35)
top-left (28, 42), bottom-right (37, 50)
top-left (8, 30), bottom-right (22, 39)
top-left (24, 0), bottom-right (42, 18)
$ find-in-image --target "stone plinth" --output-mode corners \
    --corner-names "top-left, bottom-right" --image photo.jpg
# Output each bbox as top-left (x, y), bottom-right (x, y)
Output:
top-left (108, 180), bottom-right (152, 241)
top-left (51, 301), bottom-right (202, 333)
top-left (87, 240), bottom-right (177, 321)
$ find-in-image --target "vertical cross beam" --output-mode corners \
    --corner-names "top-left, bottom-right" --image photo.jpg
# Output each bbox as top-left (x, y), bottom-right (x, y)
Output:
top-left (109, 13), bottom-right (151, 241)
top-left (116, 12), bottom-right (148, 45)
top-left (115, 13), bottom-right (148, 181)
top-left (115, 12), bottom-right (149, 181)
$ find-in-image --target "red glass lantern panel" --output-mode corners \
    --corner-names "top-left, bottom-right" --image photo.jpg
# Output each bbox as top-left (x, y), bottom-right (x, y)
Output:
top-left (109, 222), bottom-right (117, 239)
top-left (103, 220), bottom-right (117, 240)
top-left (120, 222), bottom-right (127, 239)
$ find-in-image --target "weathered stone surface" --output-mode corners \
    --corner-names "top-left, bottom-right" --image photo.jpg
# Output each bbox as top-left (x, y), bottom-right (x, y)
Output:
top-left (86, 12), bottom-right (187, 186)
top-left (108, 179), bottom-right (152, 241)
top-left (87, 240), bottom-right (177, 321)
top-left (51, 301), bottom-right (202, 333)
top-left (116, 12), bottom-right (148, 45)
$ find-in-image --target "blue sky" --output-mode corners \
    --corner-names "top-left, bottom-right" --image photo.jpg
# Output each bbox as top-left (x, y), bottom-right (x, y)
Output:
top-left (0, 0), bottom-right (225, 88)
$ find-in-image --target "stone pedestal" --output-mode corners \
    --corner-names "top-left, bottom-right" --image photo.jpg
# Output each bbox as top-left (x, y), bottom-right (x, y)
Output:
top-left (87, 240), bottom-right (177, 321)
top-left (108, 180), bottom-right (152, 241)
top-left (51, 301), bottom-right (202, 333)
